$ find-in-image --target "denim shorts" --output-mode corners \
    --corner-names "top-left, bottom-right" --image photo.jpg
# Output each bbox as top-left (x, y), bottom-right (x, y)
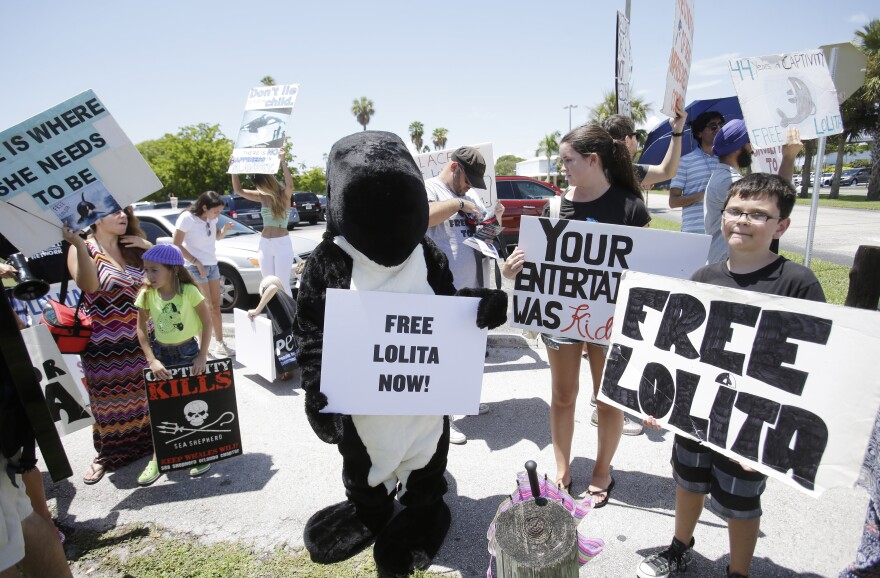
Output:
top-left (185, 263), bottom-right (220, 283)
top-left (541, 333), bottom-right (609, 353)
top-left (152, 338), bottom-right (200, 367)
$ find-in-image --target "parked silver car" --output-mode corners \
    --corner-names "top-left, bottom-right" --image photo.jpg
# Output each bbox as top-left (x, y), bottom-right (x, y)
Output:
top-left (133, 208), bottom-right (317, 312)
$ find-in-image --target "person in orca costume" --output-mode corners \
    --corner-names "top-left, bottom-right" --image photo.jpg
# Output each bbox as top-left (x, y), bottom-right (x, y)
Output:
top-left (293, 131), bottom-right (507, 575)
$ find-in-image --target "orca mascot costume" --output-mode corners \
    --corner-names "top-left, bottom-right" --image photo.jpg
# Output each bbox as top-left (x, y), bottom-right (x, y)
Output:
top-left (294, 131), bottom-right (507, 575)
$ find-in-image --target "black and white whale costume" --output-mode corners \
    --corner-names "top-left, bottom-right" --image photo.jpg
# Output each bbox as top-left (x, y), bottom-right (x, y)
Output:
top-left (293, 131), bottom-right (507, 575)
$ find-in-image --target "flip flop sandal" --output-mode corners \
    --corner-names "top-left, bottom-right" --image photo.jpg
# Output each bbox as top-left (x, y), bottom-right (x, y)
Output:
top-left (82, 463), bottom-right (106, 485)
top-left (586, 476), bottom-right (616, 509)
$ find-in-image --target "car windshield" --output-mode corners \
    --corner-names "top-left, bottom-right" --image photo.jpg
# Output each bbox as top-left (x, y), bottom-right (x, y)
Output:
top-left (843, 169), bottom-right (859, 175)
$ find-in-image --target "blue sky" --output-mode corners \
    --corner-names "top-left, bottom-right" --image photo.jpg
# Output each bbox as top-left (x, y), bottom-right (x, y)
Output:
top-left (2, 1), bottom-right (876, 170)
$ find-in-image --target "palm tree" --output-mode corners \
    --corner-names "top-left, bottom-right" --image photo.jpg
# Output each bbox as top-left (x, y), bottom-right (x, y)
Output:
top-left (260, 76), bottom-right (276, 86)
top-left (351, 97), bottom-right (375, 131)
top-left (852, 19), bottom-right (880, 200)
top-left (409, 122), bottom-right (425, 152)
top-left (432, 128), bottom-right (448, 150)
top-left (536, 131), bottom-right (562, 186)
top-left (422, 145), bottom-right (431, 153)
top-left (590, 91), bottom-right (652, 125)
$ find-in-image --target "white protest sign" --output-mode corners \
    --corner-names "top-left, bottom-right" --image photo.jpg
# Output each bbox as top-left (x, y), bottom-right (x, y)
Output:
top-left (413, 143), bottom-right (496, 208)
top-left (0, 90), bottom-right (162, 256)
top-left (233, 308), bottom-right (276, 382)
top-left (730, 51), bottom-right (842, 145)
top-left (751, 145), bottom-right (784, 176)
top-left (661, 0), bottom-right (695, 116)
top-left (320, 289), bottom-right (486, 415)
top-left (463, 237), bottom-right (502, 261)
top-left (616, 11), bottom-right (633, 118)
top-left (229, 83), bottom-right (300, 175)
top-left (600, 271), bottom-right (880, 497)
top-left (20, 324), bottom-right (94, 436)
top-left (512, 216), bottom-right (709, 345)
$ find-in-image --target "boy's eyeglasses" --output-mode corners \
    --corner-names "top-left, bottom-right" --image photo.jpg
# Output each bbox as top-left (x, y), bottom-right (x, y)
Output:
top-left (722, 208), bottom-right (781, 223)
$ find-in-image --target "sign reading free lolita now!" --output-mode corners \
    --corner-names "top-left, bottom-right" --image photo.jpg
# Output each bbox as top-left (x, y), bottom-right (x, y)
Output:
top-left (229, 83), bottom-right (300, 175)
top-left (320, 289), bottom-right (487, 415)
top-left (413, 143), bottom-right (495, 208)
top-left (512, 216), bottom-right (709, 345)
top-left (600, 271), bottom-right (880, 496)
top-left (0, 90), bottom-right (162, 257)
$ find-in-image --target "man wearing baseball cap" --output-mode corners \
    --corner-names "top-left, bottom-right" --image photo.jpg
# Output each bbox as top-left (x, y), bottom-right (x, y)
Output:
top-left (704, 120), bottom-right (802, 263)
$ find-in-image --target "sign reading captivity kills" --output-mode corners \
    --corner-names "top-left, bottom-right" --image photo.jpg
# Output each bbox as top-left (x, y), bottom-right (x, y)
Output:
top-left (511, 216), bottom-right (709, 345)
top-left (599, 271), bottom-right (880, 496)
top-left (144, 358), bottom-right (243, 472)
top-left (320, 289), bottom-right (486, 415)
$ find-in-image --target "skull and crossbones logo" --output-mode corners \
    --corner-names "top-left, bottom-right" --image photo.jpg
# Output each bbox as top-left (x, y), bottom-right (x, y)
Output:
top-left (155, 400), bottom-right (235, 444)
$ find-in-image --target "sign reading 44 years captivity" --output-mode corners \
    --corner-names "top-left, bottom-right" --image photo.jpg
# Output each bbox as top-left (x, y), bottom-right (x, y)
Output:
top-left (600, 271), bottom-right (880, 496)
top-left (144, 358), bottom-right (243, 473)
top-left (730, 50), bottom-right (842, 146)
top-left (512, 216), bottom-right (709, 345)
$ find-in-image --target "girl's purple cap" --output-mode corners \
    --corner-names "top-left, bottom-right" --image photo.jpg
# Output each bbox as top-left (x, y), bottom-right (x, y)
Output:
top-left (142, 244), bottom-right (185, 266)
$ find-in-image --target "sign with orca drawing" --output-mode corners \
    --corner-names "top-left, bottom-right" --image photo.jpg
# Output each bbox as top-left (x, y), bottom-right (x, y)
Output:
top-left (599, 271), bottom-right (880, 497)
top-left (511, 216), bottom-right (709, 345)
top-left (228, 84), bottom-right (300, 175)
top-left (730, 50), bottom-right (843, 146)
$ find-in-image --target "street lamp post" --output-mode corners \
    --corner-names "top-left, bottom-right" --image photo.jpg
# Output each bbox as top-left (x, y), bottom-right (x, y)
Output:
top-left (563, 105), bottom-right (578, 131)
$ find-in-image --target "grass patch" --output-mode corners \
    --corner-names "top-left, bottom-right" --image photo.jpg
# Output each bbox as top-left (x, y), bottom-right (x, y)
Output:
top-left (649, 216), bottom-right (849, 305)
top-left (63, 522), bottom-right (439, 578)
top-left (794, 193), bottom-right (880, 210)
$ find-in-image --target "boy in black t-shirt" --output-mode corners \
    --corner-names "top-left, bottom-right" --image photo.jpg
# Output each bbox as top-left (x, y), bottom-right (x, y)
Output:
top-left (637, 173), bottom-right (825, 578)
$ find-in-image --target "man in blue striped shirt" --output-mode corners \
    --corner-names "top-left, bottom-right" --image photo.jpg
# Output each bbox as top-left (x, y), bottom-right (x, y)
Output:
top-left (669, 112), bottom-right (725, 234)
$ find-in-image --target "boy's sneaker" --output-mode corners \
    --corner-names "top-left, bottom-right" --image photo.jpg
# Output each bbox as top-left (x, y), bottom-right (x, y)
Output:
top-left (211, 341), bottom-right (235, 358)
top-left (449, 418), bottom-right (466, 444)
top-left (189, 463), bottom-right (211, 478)
top-left (590, 409), bottom-right (644, 436)
top-left (637, 536), bottom-right (695, 578)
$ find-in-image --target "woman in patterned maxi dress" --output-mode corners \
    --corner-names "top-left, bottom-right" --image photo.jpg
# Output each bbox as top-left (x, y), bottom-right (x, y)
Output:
top-left (63, 207), bottom-right (153, 483)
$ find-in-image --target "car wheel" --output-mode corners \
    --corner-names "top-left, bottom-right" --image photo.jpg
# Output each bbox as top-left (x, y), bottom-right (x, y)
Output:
top-left (853, 179), bottom-right (860, 186)
top-left (309, 218), bottom-right (318, 225)
top-left (218, 264), bottom-right (247, 313)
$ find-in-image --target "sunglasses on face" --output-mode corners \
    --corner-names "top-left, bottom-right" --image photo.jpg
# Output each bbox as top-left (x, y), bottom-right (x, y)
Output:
top-left (706, 122), bottom-right (725, 131)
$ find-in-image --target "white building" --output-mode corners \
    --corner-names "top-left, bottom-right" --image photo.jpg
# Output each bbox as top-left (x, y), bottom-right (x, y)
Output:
top-left (516, 155), bottom-right (560, 179)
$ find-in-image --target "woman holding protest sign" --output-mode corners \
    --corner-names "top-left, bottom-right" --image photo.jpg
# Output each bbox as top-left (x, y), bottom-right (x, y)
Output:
top-left (63, 207), bottom-right (154, 484)
top-left (230, 148), bottom-right (294, 295)
top-left (173, 191), bottom-right (234, 357)
top-left (501, 124), bottom-right (649, 507)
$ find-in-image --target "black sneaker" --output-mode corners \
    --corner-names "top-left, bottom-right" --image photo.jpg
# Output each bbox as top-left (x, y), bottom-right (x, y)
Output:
top-left (636, 537), bottom-right (695, 578)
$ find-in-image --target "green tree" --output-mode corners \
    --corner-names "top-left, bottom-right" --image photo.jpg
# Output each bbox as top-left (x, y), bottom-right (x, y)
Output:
top-left (136, 123), bottom-right (233, 201)
top-left (851, 19), bottom-right (880, 200)
top-left (352, 97), bottom-right (375, 131)
top-left (432, 127), bottom-right (448, 150)
top-left (409, 121), bottom-right (425, 152)
top-left (495, 154), bottom-right (525, 176)
top-left (294, 167), bottom-right (327, 193)
top-left (261, 76), bottom-right (276, 86)
top-left (536, 132), bottom-right (561, 186)
top-left (589, 91), bottom-right (652, 125)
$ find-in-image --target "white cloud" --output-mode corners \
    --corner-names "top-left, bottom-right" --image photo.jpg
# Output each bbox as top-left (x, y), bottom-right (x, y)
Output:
top-left (849, 13), bottom-right (869, 24)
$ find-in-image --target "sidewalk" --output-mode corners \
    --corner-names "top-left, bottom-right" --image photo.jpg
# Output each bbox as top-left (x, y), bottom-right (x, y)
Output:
top-left (44, 324), bottom-right (868, 577)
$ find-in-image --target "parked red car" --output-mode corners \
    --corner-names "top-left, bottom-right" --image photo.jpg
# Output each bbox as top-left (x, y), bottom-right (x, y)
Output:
top-left (496, 176), bottom-right (562, 248)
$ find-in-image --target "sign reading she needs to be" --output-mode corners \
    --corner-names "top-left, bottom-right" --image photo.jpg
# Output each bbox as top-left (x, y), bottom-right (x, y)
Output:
top-left (512, 216), bottom-right (709, 345)
top-left (600, 271), bottom-right (880, 496)
top-left (320, 289), bottom-right (487, 415)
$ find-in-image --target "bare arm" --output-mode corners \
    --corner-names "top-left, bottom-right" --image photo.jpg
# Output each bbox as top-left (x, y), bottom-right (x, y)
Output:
top-left (62, 228), bottom-right (100, 293)
top-left (173, 229), bottom-right (206, 278)
top-left (247, 284), bottom-right (279, 320)
top-left (137, 307), bottom-right (170, 380)
top-left (778, 127), bottom-right (803, 182)
top-left (428, 198), bottom-right (478, 227)
top-left (193, 299), bottom-right (212, 374)
top-left (642, 104), bottom-right (687, 188)
top-left (668, 187), bottom-right (704, 208)
top-left (280, 150), bottom-right (294, 194)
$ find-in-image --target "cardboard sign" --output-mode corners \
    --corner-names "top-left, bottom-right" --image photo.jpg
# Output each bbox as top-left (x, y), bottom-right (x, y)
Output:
top-left (0, 90), bottom-right (162, 256)
top-left (616, 11), bottom-right (633, 118)
top-left (233, 308), bottom-right (276, 382)
top-left (144, 358), bottom-right (243, 472)
top-left (661, 0), bottom-right (695, 116)
top-left (512, 216), bottom-right (709, 344)
top-left (320, 289), bottom-right (486, 415)
top-left (751, 145), bottom-right (784, 176)
top-left (600, 271), bottom-right (880, 496)
top-left (20, 324), bottom-right (94, 436)
top-left (229, 84), bottom-right (300, 175)
top-left (730, 50), bottom-right (842, 144)
top-left (413, 143), bottom-right (496, 208)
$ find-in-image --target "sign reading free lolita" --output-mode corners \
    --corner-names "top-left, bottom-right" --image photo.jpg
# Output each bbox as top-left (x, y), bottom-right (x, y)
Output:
top-left (0, 90), bottom-right (162, 257)
top-left (512, 216), bottom-right (709, 345)
top-left (414, 143), bottom-right (495, 208)
top-left (600, 271), bottom-right (880, 496)
top-left (228, 83), bottom-right (300, 175)
top-left (730, 50), bottom-right (842, 146)
top-left (320, 289), bottom-right (487, 415)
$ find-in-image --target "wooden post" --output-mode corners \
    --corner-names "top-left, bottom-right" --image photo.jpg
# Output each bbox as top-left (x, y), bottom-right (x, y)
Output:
top-left (845, 246), bottom-right (880, 310)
